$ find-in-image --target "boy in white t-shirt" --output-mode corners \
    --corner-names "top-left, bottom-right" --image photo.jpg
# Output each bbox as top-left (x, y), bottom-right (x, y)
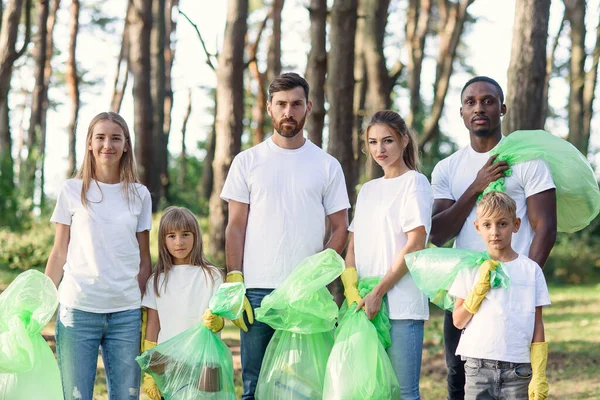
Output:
top-left (449, 191), bottom-right (550, 400)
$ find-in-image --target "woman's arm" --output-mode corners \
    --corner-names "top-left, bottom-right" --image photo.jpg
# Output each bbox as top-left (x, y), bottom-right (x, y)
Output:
top-left (137, 230), bottom-right (152, 296)
top-left (344, 233), bottom-right (356, 267)
top-left (452, 297), bottom-right (473, 329)
top-left (45, 223), bottom-right (70, 288)
top-left (358, 226), bottom-right (427, 319)
top-left (145, 307), bottom-right (161, 342)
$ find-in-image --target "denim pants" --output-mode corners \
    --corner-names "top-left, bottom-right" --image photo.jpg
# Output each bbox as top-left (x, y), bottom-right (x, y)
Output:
top-left (386, 319), bottom-right (425, 400)
top-left (464, 358), bottom-right (532, 399)
top-left (240, 289), bottom-right (274, 400)
top-left (55, 305), bottom-right (141, 400)
top-left (444, 309), bottom-right (466, 399)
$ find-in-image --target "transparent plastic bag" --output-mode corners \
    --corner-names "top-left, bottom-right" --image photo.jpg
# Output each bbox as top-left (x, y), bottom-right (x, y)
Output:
top-left (323, 309), bottom-right (399, 400)
top-left (255, 249), bottom-right (345, 399)
top-left (484, 129), bottom-right (600, 233)
top-left (0, 270), bottom-right (62, 399)
top-left (136, 282), bottom-right (245, 400)
top-left (405, 248), bottom-right (510, 311)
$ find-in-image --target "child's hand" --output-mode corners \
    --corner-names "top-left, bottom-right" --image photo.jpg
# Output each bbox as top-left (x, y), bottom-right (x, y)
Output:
top-left (463, 260), bottom-right (500, 314)
top-left (529, 342), bottom-right (549, 400)
top-left (142, 373), bottom-right (162, 400)
top-left (202, 309), bottom-right (224, 333)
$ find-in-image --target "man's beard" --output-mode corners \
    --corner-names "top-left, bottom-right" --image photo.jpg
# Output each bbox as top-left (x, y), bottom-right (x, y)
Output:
top-left (472, 128), bottom-right (491, 137)
top-left (274, 111), bottom-right (308, 138)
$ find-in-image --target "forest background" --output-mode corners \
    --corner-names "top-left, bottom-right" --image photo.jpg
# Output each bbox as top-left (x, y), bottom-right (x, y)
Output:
top-left (0, 0), bottom-right (599, 398)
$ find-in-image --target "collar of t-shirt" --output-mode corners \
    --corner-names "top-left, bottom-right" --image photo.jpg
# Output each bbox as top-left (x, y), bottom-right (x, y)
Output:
top-left (267, 135), bottom-right (311, 154)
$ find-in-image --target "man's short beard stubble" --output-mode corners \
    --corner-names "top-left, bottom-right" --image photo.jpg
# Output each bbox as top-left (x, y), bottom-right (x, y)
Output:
top-left (274, 111), bottom-right (308, 138)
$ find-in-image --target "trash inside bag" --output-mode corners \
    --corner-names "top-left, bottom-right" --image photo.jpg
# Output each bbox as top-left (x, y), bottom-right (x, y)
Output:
top-left (255, 249), bottom-right (345, 399)
top-left (0, 270), bottom-right (62, 399)
top-left (484, 129), bottom-right (600, 233)
top-left (136, 282), bottom-right (245, 400)
top-left (323, 309), bottom-right (400, 400)
top-left (405, 248), bottom-right (510, 311)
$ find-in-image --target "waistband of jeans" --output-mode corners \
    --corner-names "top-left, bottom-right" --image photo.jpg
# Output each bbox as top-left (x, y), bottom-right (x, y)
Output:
top-left (466, 357), bottom-right (529, 370)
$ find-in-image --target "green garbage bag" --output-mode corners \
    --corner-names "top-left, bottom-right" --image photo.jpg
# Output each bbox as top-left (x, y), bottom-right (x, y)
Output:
top-left (483, 130), bottom-right (600, 233)
top-left (136, 282), bottom-right (245, 400)
top-left (323, 309), bottom-right (400, 399)
top-left (0, 270), bottom-right (62, 400)
top-left (254, 249), bottom-right (345, 399)
top-left (339, 276), bottom-right (392, 349)
top-left (405, 248), bottom-right (510, 311)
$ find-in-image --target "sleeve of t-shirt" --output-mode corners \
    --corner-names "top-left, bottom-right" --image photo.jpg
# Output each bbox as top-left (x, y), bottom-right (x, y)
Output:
top-left (220, 154), bottom-right (250, 204)
top-left (517, 159), bottom-right (556, 198)
top-left (141, 278), bottom-right (157, 310)
top-left (534, 266), bottom-right (551, 307)
top-left (323, 160), bottom-right (351, 215)
top-left (212, 269), bottom-right (224, 297)
top-left (137, 185), bottom-right (153, 232)
top-left (50, 182), bottom-right (72, 225)
top-left (400, 176), bottom-right (433, 234)
top-left (448, 268), bottom-right (474, 300)
top-left (431, 160), bottom-right (454, 201)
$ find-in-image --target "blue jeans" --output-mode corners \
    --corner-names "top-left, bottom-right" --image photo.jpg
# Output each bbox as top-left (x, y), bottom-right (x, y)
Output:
top-left (386, 319), bottom-right (425, 400)
top-left (464, 358), bottom-right (532, 399)
top-left (445, 309), bottom-right (466, 399)
top-left (240, 289), bottom-right (274, 400)
top-left (55, 305), bottom-right (141, 400)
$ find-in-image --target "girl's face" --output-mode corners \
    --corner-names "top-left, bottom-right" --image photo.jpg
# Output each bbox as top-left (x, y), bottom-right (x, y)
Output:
top-left (367, 124), bottom-right (408, 169)
top-left (165, 230), bottom-right (194, 265)
top-left (88, 120), bottom-right (126, 168)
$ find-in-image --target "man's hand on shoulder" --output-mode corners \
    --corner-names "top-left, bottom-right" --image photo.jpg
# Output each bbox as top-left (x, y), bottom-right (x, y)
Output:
top-left (471, 155), bottom-right (509, 194)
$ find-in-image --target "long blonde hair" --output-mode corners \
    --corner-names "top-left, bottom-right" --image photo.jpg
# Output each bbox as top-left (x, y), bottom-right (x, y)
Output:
top-left (153, 206), bottom-right (221, 296)
top-left (76, 112), bottom-right (140, 207)
top-left (364, 110), bottom-right (420, 171)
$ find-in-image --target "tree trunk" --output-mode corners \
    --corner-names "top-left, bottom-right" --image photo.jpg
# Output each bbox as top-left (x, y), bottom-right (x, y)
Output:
top-left (248, 13), bottom-right (269, 145)
top-left (582, 11), bottom-right (600, 153)
top-left (266, 0), bottom-right (283, 84)
top-left (179, 89), bottom-right (191, 187)
top-left (151, 0), bottom-right (166, 208)
top-left (564, 0), bottom-right (587, 154)
top-left (504, 0), bottom-right (551, 135)
top-left (542, 14), bottom-right (565, 126)
top-left (208, 0), bottom-right (248, 261)
top-left (128, 0), bottom-right (156, 208)
top-left (305, 0), bottom-right (326, 148)
top-left (201, 88), bottom-right (217, 200)
top-left (419, 0), bottom-right (475, 149)
top-left (111, 1), bottom-right (130, 113)
top-left (22, 0), bottom-right (49, 205)
top-left (162, 0), bottom-right (177, 202)
top-left (66, 0), bottom-right (79, 178)
top-left (328, 0), bottom-right (357, 203)
top-left (353, 0), bottom-right (368, 182)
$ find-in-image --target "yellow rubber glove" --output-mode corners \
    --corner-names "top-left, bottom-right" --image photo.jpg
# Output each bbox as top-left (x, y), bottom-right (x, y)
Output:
top-left (529, 342), bottom-right (549, 400)
top-left (202, 308), bottom-right (224, 333)
top-left (140, 308), bottom-right (148, 353)
top-left (226, 271), bottom-right (254, 332)
top-left (463, 260), bottom-right (500, 314)
top-left (340, 267), bottom-right (362, 308)
top-left (141, 340), bottom-right (162, 400)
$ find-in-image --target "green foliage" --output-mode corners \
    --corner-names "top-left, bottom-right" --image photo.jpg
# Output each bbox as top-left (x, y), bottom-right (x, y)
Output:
top-left (166, 154), bottom-right (210, 217)
top-left (0, 222), bottom-right (55, 272)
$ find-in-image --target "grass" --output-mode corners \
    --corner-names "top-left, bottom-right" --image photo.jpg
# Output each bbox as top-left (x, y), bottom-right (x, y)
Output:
top-left (3, 275), bottom-right (599, 399)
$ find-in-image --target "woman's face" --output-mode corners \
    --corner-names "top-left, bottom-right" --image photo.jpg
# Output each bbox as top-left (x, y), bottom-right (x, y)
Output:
top-left (367, 124), bottom-right (407, 169)
top-left (88, 120), bottom-right (126, 168)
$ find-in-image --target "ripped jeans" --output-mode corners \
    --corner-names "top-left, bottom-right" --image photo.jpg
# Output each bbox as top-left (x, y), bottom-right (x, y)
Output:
top-left (56, 305), bottom-right (141, 400)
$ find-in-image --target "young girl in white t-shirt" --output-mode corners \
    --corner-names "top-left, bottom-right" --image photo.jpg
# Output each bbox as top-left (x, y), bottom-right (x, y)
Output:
top-left (141, 206), bottom-right (224, 400)
top-left (45, 112), bottom-right (152, 399)
top-left (341, 110), bottom-right (432, 399)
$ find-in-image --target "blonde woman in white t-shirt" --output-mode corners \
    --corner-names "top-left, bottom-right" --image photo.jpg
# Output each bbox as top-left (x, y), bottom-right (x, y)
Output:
top-left (45, 112), bottom-right (153, 400)
top-left (141, 206), bottom-right (224, 399)
top-left (341, 110), bottom-right (433, 400)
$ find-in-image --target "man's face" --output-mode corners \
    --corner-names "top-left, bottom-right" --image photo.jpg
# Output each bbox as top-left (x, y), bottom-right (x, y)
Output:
top-left (460, 82), bottom-right (506, 137)
top-left (267, 87), bottom-right (312, 138)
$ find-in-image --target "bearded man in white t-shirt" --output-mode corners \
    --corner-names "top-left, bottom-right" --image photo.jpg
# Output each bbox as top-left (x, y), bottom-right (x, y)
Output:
top-left (430, 76), bottom-right (557, 400)
top-left (220, 72), bottom-right (351, 400)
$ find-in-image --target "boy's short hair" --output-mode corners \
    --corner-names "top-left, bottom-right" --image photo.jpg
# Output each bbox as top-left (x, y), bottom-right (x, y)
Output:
top-left (477, 191), bottom-right (517, 220)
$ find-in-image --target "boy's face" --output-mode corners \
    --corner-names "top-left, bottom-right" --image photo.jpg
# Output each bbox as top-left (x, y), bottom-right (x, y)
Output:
top-left (474, 211), bottom-right (521, 252)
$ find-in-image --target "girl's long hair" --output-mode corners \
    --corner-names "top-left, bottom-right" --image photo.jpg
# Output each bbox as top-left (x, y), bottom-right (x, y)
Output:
top-left (364, 110), bottom-right (420, 171)
top-left (153, 206), bottom-right (222, 297)
top-left (76, 112), bottom-right (140, 207)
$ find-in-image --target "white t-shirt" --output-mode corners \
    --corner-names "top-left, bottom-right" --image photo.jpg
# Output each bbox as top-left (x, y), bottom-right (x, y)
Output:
top-left (220, 137), bottom-right (351, 289)
top-left (431, 144), bottom-right (555, 254)
top-left (50, 179), bottom-right (152, 313)
top-left (448, 254), bottom-right (551, 363)
top-left (349, 171), bottom-right (432, 320)
top-left (142, 265), bottom-right (224, 343)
